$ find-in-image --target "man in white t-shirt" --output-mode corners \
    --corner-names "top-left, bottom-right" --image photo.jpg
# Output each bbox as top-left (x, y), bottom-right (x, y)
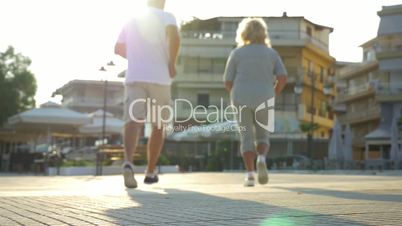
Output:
top-left (115, 0), bottom-right (180, 188)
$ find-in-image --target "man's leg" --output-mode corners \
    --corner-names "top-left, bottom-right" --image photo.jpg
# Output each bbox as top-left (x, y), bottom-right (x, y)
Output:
top-left (122, 83), bottom-right (146, 189)
top-left (122, 121), bottom-right (143, 189)
top-left (146, 126), bottom-right (165, 174)
top-left (124, 121), bottom-right (142, 163)
top-left (144, 83), bottom-right (171, 184)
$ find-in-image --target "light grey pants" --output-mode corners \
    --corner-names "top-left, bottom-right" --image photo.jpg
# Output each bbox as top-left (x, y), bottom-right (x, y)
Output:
top-left (234, 103), bottom-right (270, 154)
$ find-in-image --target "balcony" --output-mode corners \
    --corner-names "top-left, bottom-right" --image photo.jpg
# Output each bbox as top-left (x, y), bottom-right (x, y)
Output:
top-left (336, 61), bottom-right (378, 80)
top-left (181, 30), bottom-right (329, 52)
top-left (297, 104), bottom-right (333, 128)
top-left (336, 83), bottom-right (375, 103)
top-left (174, 73), bottom-right (224, 88)
top-left (337, 106), bottom-right (381, 124)
top-left (376, 45), bottom-right (402, 59)
top-left (376, 82), bottom-right (402, 102)
top-left (63, 97), bottom-right (122, 109)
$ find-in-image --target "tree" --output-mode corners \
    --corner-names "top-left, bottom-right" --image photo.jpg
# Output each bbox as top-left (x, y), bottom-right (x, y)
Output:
top-left (0, 46), bottom-right (37, 125)
top-left (300, 122), bottom-right (320, 134)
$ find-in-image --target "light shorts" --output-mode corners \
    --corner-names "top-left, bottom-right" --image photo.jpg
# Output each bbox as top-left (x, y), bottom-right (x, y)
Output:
top-left (124, 82), bottom-right (171, 127)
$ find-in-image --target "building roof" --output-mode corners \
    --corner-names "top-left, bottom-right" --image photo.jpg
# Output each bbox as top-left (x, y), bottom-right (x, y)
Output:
top-left (377, 4), bottom-right (402, 35)
top-left (52, 79), bottom-right (124, 96)
top-left (182, 15), bottom-right (333, 33)
top-left (360, 37), bottom-right (377, 48)
top-left (337, 61), bottom-right (379, 80)
top-left (365, 128), bottom-right (390, 140)
top-left (378, 4), bottom-right (402, 16)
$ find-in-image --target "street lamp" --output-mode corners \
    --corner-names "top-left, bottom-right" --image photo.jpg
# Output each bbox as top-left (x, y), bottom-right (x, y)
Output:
top-left (97, 61), bottom-right (115, 176)
top-left (294, 71), bottom-right (316, 162)
top-left (295, 69), bottom-right (335, 166)
top-left (98, 61), bottom-right (115, 146)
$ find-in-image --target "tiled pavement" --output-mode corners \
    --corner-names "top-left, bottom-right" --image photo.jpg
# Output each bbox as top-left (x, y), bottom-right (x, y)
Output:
top-left (0, 172), bottom-right (402, 225)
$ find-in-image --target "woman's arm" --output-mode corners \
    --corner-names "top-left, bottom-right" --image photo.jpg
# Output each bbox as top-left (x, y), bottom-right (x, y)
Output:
top-left (225, 81), bottom-right (233, 92)
top-left (274, 75), bottom-right (287, 96)
top-left (223, 51), bottom-right (236, 93)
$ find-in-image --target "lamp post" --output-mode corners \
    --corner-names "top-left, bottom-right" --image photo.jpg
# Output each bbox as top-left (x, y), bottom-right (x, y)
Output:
top-left (97, 61), bottom-right (115, 176)
top-left (98, 61), bottom-right (115, 146)
top-left (294, 71), bottom-right (316, 161)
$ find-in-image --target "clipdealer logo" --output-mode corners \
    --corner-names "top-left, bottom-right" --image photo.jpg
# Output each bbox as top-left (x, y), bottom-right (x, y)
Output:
top-left (255, 97), bottom-right (275, 133)
top-left (128, 97), bottom-right (275, 132)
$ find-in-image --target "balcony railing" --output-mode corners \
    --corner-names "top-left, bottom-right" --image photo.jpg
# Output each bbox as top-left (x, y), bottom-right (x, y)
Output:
top-left (336, 61), bottom-right (377, 79)
top-left (376, 45), bottom-right (402, 53)
top-left (336, 83), bottom-right (375, 103)
top-left (337, 107), bottom-right (381, 124)
top-left (376, 82), bottom-right (402, 94)
top-left (181, 30), bottom-right (329, 51)
top-left (340, 84), bottom-right (372, 96)
top-left (63, 97), bottom-right (122, 107)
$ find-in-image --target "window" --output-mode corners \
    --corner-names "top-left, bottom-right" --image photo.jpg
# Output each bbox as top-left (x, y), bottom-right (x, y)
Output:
top-left (183, 57), bottom-right (198, 73)
top-left (197, 93), bottom-right (210, 107)
top-left (198, 58), bottom-right (212, 73)
top-left (307, 60), bottom-right (314, 76)
top-left (212, 58), bottom-right (226, 74)
top-left (320, 66), bottom-right (325, 83)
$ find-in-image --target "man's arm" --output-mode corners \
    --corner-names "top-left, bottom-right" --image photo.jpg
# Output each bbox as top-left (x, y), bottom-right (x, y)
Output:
top-left (274, 75), bottom-right (287, 96)
top-left (166, 25), bottom-right (180, 78)
top-left (114, 43), bottom-right (126, 59)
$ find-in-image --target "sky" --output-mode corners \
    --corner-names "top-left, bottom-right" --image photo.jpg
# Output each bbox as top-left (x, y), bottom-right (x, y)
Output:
top-left (1, 0), bottom-right (402, 106)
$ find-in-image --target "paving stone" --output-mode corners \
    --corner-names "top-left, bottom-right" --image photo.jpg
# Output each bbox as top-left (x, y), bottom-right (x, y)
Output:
top-left (0, 173), bottom-right (402, 225)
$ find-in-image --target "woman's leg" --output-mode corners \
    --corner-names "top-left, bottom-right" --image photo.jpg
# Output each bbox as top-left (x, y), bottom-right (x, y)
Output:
top-left (254, 106), bottom-right (270, 184)
top-left (235, 105), bottom-right (256, 186)
top-left (243, 151), bottom-right (256, 172)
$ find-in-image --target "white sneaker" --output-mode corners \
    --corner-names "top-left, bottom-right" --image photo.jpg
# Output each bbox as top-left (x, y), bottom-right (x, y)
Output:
top-left (123, 165), bottom-right (137, 189)
top-left (244, 177), bottom-right (255, 187)
top-left (257, 161), bottom-right (269, 185)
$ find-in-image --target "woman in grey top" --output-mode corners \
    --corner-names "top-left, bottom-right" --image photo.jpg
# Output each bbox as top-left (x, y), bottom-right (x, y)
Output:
top-left (224, 18), bottom-right (287, 186)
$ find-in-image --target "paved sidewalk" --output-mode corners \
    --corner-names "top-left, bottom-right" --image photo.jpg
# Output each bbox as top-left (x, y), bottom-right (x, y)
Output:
top-left (0, 173), bottom-right (402, 225)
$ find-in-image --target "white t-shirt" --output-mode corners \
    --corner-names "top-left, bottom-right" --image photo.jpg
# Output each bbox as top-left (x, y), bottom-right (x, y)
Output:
top-left (117, 7), bottom-right (177, 85)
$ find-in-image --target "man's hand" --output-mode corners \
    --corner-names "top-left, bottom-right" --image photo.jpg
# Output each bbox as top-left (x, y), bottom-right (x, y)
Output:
top-left (114, 43), bottom-right (127, 59)
top-left (169, 62), bottom-right (177, 78)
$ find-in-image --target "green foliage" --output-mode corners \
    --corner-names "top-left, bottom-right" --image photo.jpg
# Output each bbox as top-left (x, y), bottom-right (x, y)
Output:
top-left (0, 46), bottom-right (37, 125)
top-left (206, 157), bottom-right (222, 171)
top-left (158, 154), bottom-right (171, 166)
top-left (300, 122), bottom-right (320, 133)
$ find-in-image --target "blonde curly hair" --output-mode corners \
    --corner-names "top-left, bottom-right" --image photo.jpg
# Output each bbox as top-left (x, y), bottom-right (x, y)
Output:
top-left (235, 17), bottom-right (271, 47)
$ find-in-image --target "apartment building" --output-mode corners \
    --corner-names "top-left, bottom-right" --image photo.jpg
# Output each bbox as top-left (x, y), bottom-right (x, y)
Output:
top-left (336, 5), bottom-right (402, 161)
top-left (52, 80), bottom-right (124, 118)
top-left (174, 14), bottom-right (336, 140)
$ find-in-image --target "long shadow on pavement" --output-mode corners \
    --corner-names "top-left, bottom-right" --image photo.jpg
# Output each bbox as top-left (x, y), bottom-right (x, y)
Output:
top-left (105, 187), bottom-right (367, 226)
top-left (272, 186), bottom-right (402, 203)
